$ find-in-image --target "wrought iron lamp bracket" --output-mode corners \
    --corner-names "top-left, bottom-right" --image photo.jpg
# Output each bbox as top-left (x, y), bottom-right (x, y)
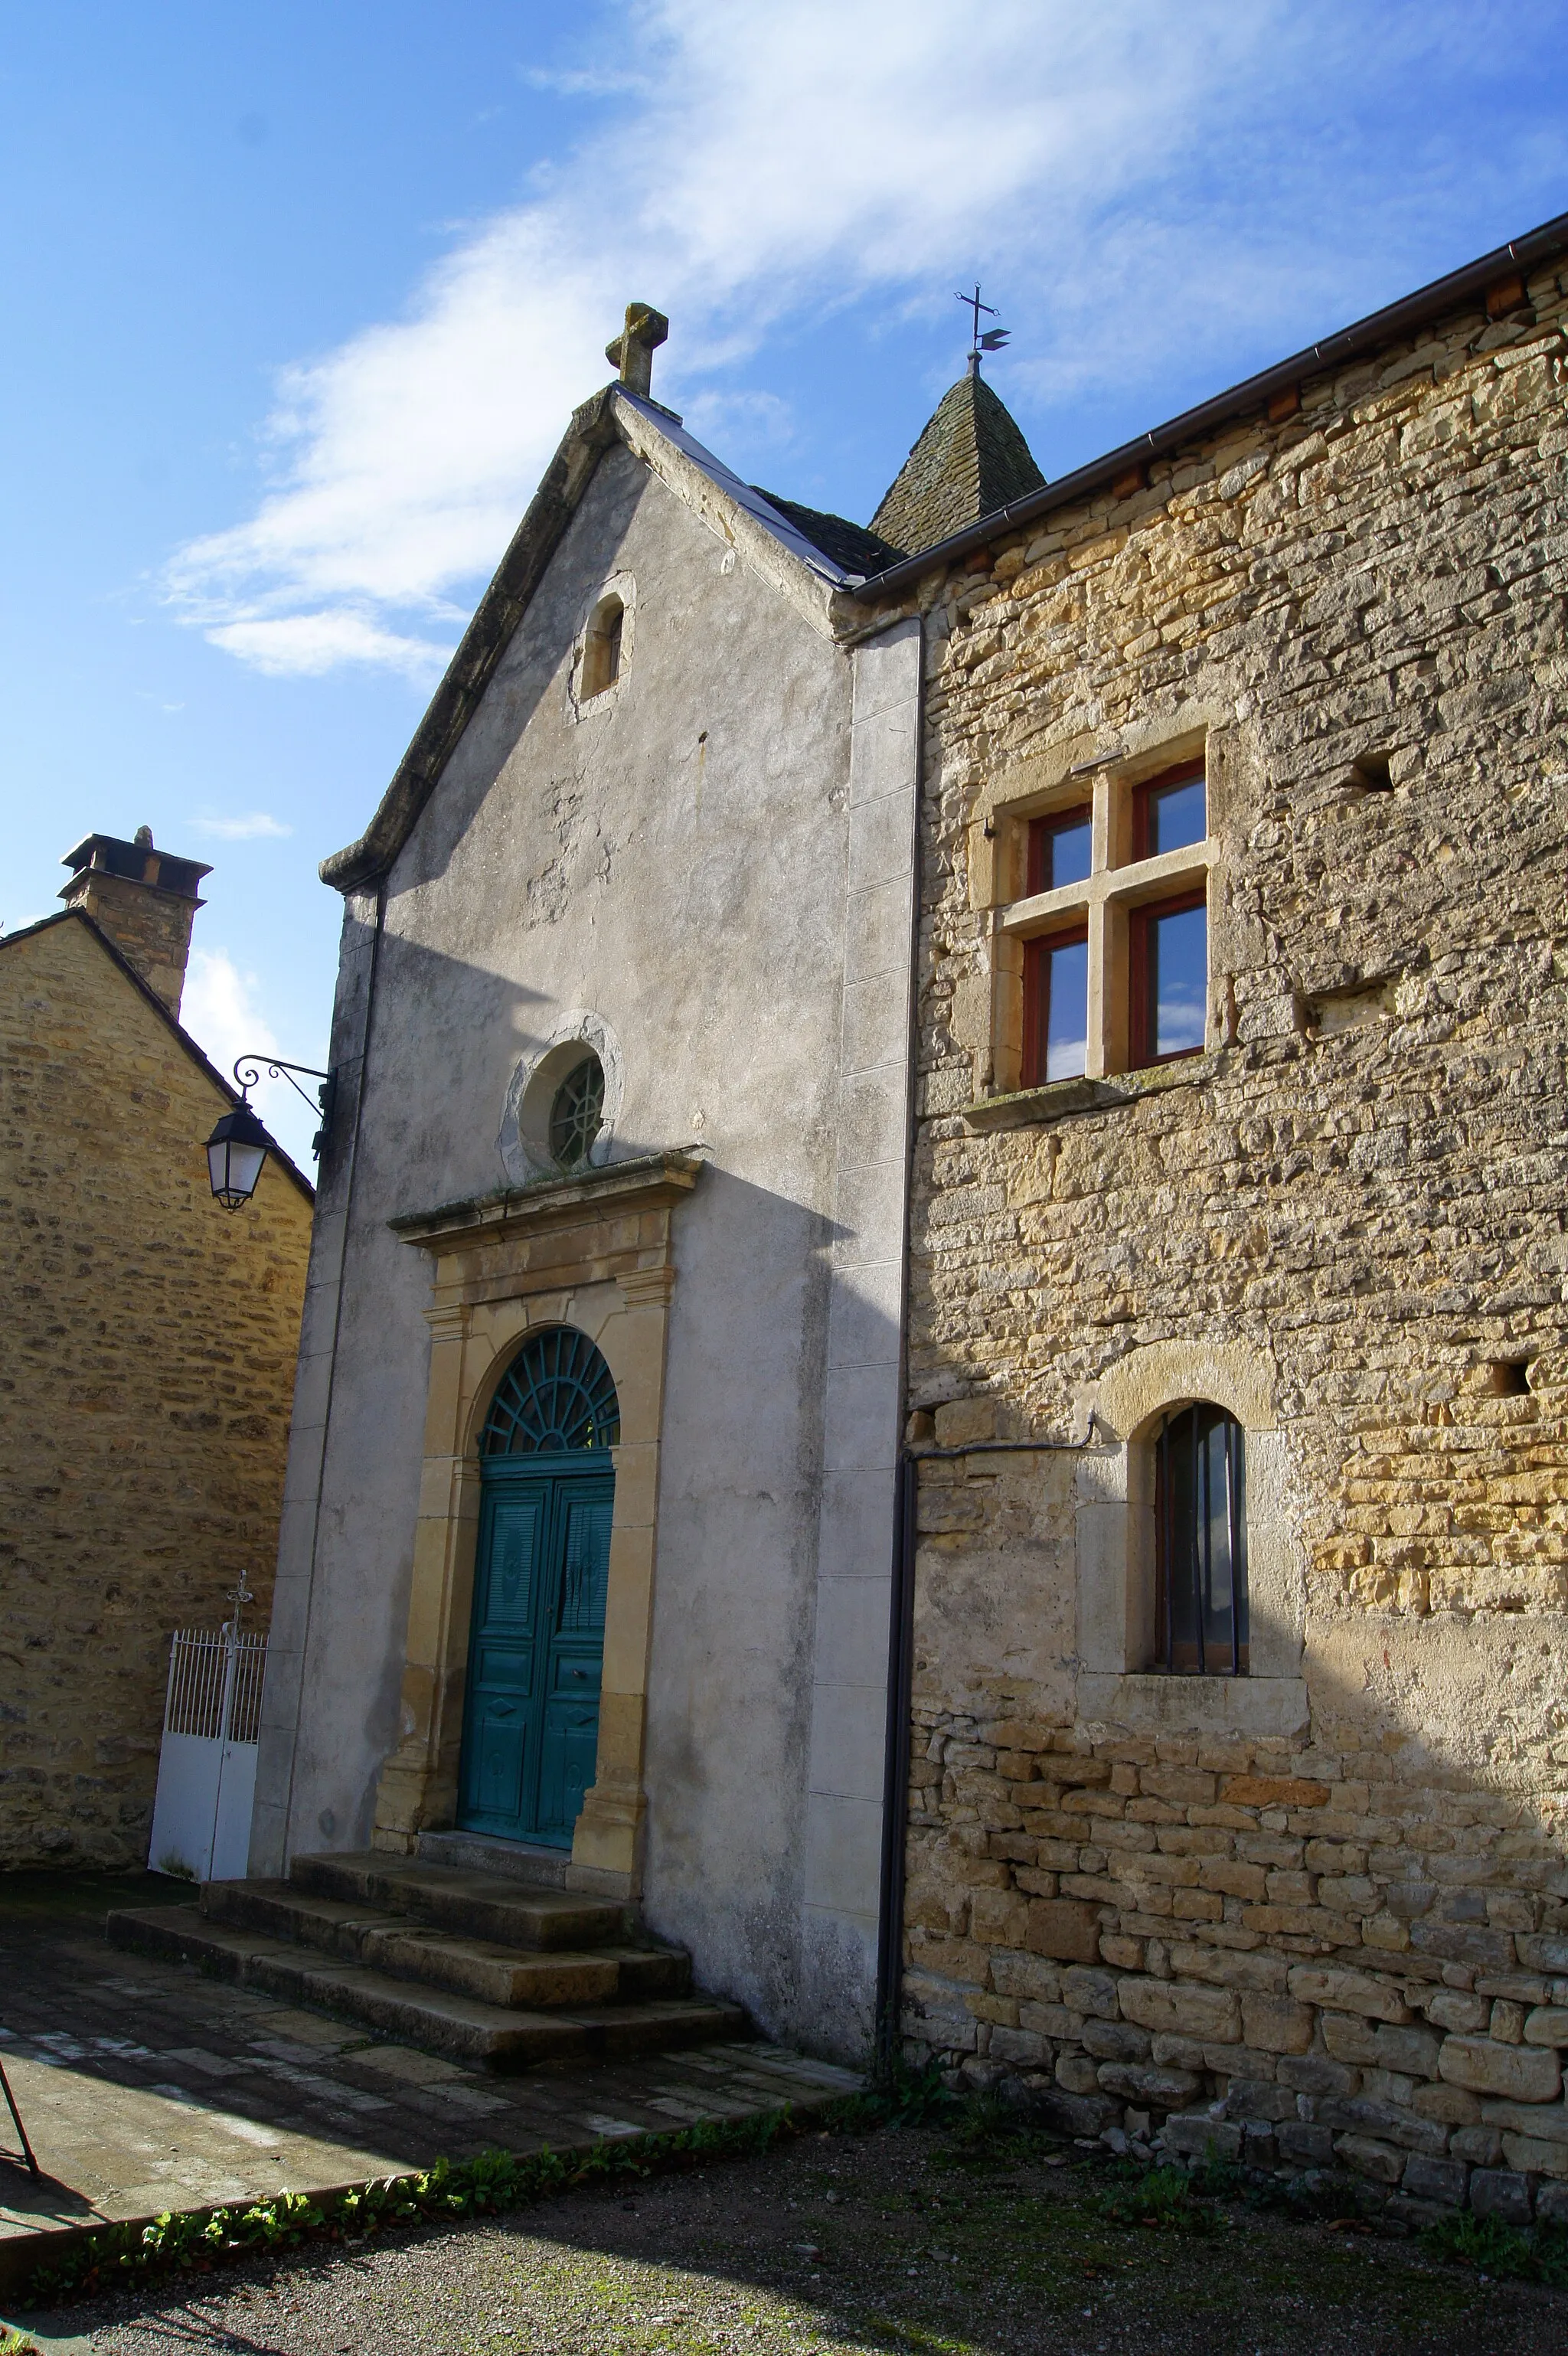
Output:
top-left (233, 1054), bottom-right (338, 1158)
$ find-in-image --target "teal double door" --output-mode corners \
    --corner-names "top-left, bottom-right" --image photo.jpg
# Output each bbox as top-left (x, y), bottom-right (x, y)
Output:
top-left (456, 1454), bottom-right (612, 1848)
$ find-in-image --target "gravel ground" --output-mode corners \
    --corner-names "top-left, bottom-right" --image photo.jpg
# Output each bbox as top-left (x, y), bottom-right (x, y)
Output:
top-left (21, 2120), bottom-right (1567, 2355)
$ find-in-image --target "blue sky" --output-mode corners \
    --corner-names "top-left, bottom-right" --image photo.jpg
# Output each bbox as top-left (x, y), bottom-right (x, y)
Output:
top-left (6, 1), bottom-right (1568, 1163)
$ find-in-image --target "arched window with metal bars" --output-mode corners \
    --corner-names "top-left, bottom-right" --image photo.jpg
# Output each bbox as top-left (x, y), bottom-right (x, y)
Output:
top-left (1154, 1401), bottom-right (1248, 1674)
top-left (479, 1327), bottom-right (621, 1456)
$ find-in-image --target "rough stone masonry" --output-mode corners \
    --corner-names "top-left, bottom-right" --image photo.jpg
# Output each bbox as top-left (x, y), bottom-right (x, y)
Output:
top-left (0, 906), bottom-right (311, 1869)
top-left (873, 251), bottom-right (1568, 2227)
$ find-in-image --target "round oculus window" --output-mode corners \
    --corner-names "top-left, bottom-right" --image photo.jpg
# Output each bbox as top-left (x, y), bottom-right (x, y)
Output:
top-left (549, 1053), bottom-right (605, 1170)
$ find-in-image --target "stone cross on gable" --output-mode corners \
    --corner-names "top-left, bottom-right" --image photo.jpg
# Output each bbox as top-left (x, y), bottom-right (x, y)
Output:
top-left (606, 302), bottom-right (669, 400)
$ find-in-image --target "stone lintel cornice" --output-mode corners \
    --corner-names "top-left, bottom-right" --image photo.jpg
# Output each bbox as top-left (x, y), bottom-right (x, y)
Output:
top-left (390, 1151), bottom-right (704, 1253)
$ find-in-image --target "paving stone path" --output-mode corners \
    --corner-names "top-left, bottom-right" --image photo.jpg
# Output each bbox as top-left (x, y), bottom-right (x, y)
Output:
top-left (0, 1874), bottom-right (857, 2276)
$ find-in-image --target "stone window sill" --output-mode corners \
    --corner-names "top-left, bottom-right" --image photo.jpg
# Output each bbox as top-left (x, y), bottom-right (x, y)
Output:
top-left (1078, 1670), bottom-right (1307, 1736)
top-left (962, 1051), bottom-right (1223, 1132)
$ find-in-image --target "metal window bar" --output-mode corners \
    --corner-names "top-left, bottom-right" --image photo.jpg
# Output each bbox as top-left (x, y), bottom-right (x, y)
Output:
top-left (1156, 1406), bottom-right (1244, 1676)
top-left (1226, 1415), bottom-right (1240, 1678)
top-left (1153, 1413), bottom-right (1168, 1677)
top-left (1192, 1405), bottom-right (1206, 1675)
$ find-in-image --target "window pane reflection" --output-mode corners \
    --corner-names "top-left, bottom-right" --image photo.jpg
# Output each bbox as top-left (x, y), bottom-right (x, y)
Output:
top-left (1024, 931), bottom-right (1089, 1086)
top-left (1148, 901), bottom-right (1206, 1057)
top-left (1027, 809), bottom-right (1093, 894)
top-left (1044, 938), bottom-right (1088, 1080)
top-left (1146, 774), bottom-right (1206, 856)
top-left (1046, 817), bottom-right (1092, 888)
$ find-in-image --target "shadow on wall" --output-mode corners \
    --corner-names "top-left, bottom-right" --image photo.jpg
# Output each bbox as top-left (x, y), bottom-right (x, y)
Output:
top-left (903, 1342), bottom-right (1568, 2220)
top-left (265, 886), bottom-right (870, 2053)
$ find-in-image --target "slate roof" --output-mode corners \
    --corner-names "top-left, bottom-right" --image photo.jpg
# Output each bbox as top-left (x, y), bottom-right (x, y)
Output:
top-left (869, 360), bottom-right (1046, 557)
top-left (750, 490), bottom-right (905, 580)
top-left (618, 394), bottom-right (864, 591)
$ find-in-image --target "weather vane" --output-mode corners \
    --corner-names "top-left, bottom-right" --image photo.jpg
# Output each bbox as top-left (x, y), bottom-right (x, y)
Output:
top-left (956, 284), bottom-right (1011, 358)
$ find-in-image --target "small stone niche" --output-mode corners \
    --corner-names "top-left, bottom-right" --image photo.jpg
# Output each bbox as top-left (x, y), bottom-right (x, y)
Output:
top-left (1483, 1359), bottom-right (1531, 1397)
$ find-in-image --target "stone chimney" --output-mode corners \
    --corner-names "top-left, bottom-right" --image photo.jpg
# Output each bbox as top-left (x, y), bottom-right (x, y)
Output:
top-left (58, 827), bottom-right (212, 1019)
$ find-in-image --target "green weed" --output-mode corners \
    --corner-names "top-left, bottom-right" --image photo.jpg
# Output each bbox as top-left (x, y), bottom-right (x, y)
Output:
top-left (23, 2105), bottom-right (795, 2309)
top-left (826, 2051), bottom-right (953, 2135)
top-left (1087, 2162), bottom-right (1222, 2236)
top-left (1421, 2207), bottom-right (1568, 2286)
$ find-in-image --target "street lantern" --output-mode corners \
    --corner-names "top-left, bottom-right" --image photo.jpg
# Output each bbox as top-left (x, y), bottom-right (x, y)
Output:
top-left (205, 1101), bottom-right (273, 1211)
top-left (204, 1053), bottom-right (336, 1210)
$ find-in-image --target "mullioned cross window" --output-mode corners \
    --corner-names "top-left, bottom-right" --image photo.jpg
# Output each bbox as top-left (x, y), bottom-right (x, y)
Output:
top-left (991, 751), bottom-right (1215, 1090)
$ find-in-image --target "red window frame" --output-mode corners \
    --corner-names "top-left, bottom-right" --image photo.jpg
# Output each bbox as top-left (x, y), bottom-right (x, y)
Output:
top-left (1129, 887), bottom-right (1207, 1070)
top-left (1021, 924), bottom-right (1089, 1089)
top-left (1025, 804), bottom-right (1093, 897)
top-left (1131, 760), bottom-right (1205, 863)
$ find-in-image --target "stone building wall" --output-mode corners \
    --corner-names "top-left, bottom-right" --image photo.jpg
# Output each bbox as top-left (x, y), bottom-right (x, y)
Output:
top-left (887, 253), bottom-right (1568, 2225)
top-left (0, 916), bottom-right (312, 1868)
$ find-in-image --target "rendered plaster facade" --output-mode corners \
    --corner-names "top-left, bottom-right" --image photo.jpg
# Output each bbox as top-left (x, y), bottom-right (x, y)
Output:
top-left (884, 252), bottom-right (1568, 2214)
top-left (251, 405), bottom-right (920, 2060)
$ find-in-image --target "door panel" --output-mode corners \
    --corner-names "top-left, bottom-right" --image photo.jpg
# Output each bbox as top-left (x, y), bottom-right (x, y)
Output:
top-left (457, 1462), bottom-right (612, 1846)
top-left (557, 1492), bottom-right (612, 1635)
top-left (469, 1694), bottom-right (528, 1822)
top-left (537, 1700), bottom-right (600, 1844)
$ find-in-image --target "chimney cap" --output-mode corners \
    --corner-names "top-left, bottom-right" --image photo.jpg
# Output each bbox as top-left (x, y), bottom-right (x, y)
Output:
top-left (59, 830), bottom-right (212, 901)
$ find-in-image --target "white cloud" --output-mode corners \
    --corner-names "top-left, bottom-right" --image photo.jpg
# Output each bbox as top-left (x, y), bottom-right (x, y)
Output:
top-left (181, 947), bottom-right (318, 1168)
top-left (204, 612), bottom-right (452, 680)
top-left (679, 388), bottom-right (795, 453)
top-left (188, 811), bottom-right (295, 841)
top-left (168, 0), bottom-right (1540, 675)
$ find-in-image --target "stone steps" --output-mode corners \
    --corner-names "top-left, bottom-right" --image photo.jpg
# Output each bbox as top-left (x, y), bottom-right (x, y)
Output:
top-left (196, 1879), bottom-right (691, 2008)
top-left (289, 1851), bottom-right (636, 1950)
top-left (106, 1845), bottom-right (745, 2072)
top-left (104, 1907), bottom-right (743, 2070)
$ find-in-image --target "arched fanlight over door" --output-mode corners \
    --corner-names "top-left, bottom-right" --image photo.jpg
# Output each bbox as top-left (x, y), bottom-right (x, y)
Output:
top-left (480, 1326), bottom-right (621, 1456)
top-left (1155, 1401), bottom-right (1248, 1674)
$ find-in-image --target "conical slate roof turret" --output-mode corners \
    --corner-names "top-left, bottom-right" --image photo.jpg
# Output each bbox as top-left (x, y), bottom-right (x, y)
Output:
top-left (870, 357), bottom-right (1045, 558)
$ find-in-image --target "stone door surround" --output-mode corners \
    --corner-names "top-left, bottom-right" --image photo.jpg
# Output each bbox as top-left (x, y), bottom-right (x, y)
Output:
top-left (371, 1152), bottom-right (702, 1897)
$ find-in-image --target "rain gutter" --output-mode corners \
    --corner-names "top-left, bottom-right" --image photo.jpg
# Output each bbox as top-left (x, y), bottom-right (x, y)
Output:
top-left (852, 208), bottom-right (1568, 603)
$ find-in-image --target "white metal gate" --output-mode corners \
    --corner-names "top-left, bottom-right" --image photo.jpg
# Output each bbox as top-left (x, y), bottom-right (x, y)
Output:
top-left (147, 1626), bottom-right (266, 1882)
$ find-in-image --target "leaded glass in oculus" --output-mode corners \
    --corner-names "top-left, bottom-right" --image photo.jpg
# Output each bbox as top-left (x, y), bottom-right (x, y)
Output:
top-left (481, 1326), bottom-right (621, 1456)
top-left (549, 1054), bottom-right (605, 1169)
top-left (1155, 1402), bottom-right (1248, 1674)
